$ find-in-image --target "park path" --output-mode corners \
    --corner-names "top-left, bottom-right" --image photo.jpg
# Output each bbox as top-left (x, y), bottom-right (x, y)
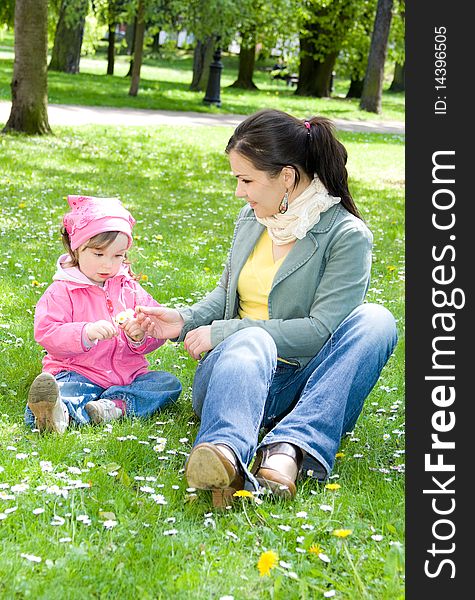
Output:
top-left (0, 101), bottom-right (404, 134)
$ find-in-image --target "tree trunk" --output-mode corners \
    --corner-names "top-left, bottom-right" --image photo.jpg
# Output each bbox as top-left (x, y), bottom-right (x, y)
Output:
top-left (389, 61), bottom-right (405, 92)
top-left (229, 37), bottom-right (258, 90)
top-left (107, 23), bottom-right (115, 75)
top-left (128, 1), bottom-right (145, 97)
top-left (360, 0), bottom-right (394, 113)
top-left (126, 17), bottom-right (137, 76)
top-left (190, 36), bottom-right (215, 92)
top-left (296, 34), bottom-right (338, 97)
top-left (151, 32), bottom-right (160, 54)
top-left (48, 0), bottom-right (88, 74)
top-left (2, 0), bottom-right (51, 135)
top-left (346, 77), bottom-right (364, 98)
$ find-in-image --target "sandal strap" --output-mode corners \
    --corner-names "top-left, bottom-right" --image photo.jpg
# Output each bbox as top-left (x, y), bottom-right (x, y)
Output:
top-left (260, 442), bottom-right (303, 469)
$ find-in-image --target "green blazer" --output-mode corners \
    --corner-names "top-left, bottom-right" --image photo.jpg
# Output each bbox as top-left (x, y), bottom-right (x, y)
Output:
top-left (178, 203), bottom-right (373, 367)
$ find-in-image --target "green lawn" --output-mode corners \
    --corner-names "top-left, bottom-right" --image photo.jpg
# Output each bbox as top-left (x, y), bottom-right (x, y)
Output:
top-left (0, 30), bottom-right (404, 122)
top-left (0, 125), bottom-right (404, 599)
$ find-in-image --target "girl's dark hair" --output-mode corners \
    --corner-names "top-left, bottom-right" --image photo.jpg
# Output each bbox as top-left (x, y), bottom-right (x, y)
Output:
top-left (225, 108), bottom-right (361, 219)
top-left (61, 228), bottom-right (136, 278)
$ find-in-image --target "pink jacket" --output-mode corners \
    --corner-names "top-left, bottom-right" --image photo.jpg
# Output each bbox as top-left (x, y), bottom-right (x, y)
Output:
top-left (34, 255), bottom-right (164, 388)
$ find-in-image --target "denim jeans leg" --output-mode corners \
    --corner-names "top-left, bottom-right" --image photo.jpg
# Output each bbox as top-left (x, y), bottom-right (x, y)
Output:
top-left (192, 327), bottom-right (277, 481)
top-left (260, 303), bottom-right (398, 478)
top-left (25, 371), bottom-right (105, 427)
top-left (101, 371), bottom-right (182, 418)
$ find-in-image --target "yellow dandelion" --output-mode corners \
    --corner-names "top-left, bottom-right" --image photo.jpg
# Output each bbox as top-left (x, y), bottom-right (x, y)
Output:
top-left (140, 274), bottom-right (149, 282)
top-left (31, 280), bottom-right (40, 287)
top-left (155, 234), bottom-right (163, 240)
top-left (257, 550), bottom-right (278, 576)
top-left (333, 528), bottom-right (353, 538)
top-left (325, 483), bottom-right (341, 491)
top-left (386, 265), bottom-right (396, 272)
top-left (309, 544), bottom-right (322, 554)
top-left (233, 489), bottom-right (253, 498)
top-left (335, 452), bottom-right (345, 458)
top-left (18, 202), bottom-right (26, 208)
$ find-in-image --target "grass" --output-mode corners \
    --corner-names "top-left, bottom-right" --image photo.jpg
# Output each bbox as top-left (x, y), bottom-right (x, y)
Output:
top-left (0, 29), bottom-right (404, 123)
top-left (0, 124), bottom-right (404, 599)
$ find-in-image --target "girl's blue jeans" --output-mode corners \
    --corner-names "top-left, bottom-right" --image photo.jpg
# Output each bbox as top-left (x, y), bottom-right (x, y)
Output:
top-left (191, 303), bottom-right (398, 489)
top-left (25, 370), bottom-right (182, 427)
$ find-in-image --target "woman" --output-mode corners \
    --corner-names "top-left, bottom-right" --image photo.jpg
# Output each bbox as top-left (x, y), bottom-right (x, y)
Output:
top-left (137, 109), bottom-right (398, 506)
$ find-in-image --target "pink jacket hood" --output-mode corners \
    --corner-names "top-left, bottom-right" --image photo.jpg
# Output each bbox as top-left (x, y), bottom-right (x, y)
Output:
top-left (34, 254), bottom-right (164, 388)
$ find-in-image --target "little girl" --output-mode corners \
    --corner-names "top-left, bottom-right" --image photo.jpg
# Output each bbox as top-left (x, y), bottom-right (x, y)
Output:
top-left (26, 195), bottom-right (181, 433)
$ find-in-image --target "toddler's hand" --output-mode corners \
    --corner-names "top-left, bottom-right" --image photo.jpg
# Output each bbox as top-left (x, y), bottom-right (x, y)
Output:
top-left (121, 317), bottom-right (145, 343)
top-left (85, 320), bottom-right (118, 342)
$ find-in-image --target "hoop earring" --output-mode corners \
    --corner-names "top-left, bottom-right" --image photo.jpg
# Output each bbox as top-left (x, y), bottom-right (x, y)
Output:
top-left (279, 191), bottom-right (289, 214)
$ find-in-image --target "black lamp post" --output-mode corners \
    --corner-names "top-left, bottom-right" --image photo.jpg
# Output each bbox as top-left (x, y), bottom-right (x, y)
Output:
top-left (203, 45), bottom-right (223, 107)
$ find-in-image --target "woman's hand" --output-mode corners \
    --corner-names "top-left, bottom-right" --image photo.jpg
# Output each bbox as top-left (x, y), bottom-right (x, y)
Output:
top-left (85, 320), bottom-right (118, 342)
top-left (135, 306), bottom-right (185, 340)
top-left (120, 317), bottom-right (145, 343)
top-left (184, 326), bottom-right (213, 360)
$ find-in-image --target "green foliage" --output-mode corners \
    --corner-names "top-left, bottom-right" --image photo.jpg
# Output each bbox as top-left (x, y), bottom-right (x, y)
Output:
top-left (0, 0), bottom-right (14, 27)
top-left (0, 124), bottom-right (404, 598)
top-left (297, 0), bottom-right (360, 60)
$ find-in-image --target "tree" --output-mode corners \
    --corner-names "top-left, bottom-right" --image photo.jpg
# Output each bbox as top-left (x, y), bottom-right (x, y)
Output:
top-left (49, 0), bottom-right (89, 73)
top-left (2, 0), bottom-right (51, 135)
top-left (183, 0), bottom-right (236, 92)
top-left (296, 0), bottom-right (358, 98)
top-left (359, 0), bottom-right (394, 113)
top-left (388, 0), bottom-right (405, 92)
top-left (128, 0), bottom-right (145, 95)
top-left (337, 0), bottom-right (377, 99)
top-left (228, 0), bottom-right (295, 91)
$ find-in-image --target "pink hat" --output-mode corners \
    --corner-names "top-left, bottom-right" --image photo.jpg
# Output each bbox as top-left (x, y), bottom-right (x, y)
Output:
top-left (63, 195), bottom-right (136, 251)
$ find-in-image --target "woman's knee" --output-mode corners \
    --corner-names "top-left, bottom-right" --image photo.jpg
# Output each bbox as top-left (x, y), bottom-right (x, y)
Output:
top-left (353, 303), bottom-right (398, 350)
top-left (227, 327), bottom-right (278, 368)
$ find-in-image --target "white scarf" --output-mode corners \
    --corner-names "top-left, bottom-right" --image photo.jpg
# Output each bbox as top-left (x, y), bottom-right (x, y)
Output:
top-left (255, 176), bottom-right (341, 245)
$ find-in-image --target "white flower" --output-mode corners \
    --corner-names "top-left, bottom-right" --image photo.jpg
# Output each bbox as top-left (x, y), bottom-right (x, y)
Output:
top-left (21, 553), bottom-right (41, 563)
top-left (278, 524), bottom-right (291, 532)
top-left (319, 504), bottom-right (333, 512)
top-left (324, 591), bottom-right (336, 598)
top-left (151, 494), bottom-right (167, 505)
top-left (319, 553), bottom-right (331, 563)
top-left (40, 461), bottom-right (53, 472)
top-left (15, 453), bottom-right (28, 460)
top-left (163, 529), bottom-right (178, 536)
top-left (296, 511), bottom-right (308, 518)
top-left (51, 516), bottom-right (65, 526)
top-left (371, 534), bottom-right (384, 542)
top-left (103, 520), bottom-right (117, 529)
top-left (11, 483), bottom-right (29, 493)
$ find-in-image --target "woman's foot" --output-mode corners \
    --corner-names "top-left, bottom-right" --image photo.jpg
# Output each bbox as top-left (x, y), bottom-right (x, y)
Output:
top-left (27, 373), bottom-right (69, 434)
top-left (185, 442), bottom-right (244, 507)
top-left (252, 442), bottom-right (303, 499)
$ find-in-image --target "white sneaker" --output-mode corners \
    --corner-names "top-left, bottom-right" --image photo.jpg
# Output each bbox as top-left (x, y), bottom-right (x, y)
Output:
top-left (85, 399), bottom-right (123, 424)
top-left (27, 373), bottom-right (69, 434)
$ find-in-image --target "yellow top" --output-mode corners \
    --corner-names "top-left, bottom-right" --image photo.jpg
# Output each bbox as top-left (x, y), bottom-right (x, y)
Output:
top-left (237, 231), bottom-right (285, 320)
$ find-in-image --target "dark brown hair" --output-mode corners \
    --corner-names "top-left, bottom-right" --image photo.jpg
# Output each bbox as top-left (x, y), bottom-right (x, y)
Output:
top-left (225, 109), bottom-right (361, 219)
top-left (61, 228), bottom-right (136, 277)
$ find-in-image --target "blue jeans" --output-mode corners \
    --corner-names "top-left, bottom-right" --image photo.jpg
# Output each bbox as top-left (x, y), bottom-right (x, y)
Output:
top-left (191, 303), bottom-right (398, 490)
top-left (25, 370), bottom-right (182, 427)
